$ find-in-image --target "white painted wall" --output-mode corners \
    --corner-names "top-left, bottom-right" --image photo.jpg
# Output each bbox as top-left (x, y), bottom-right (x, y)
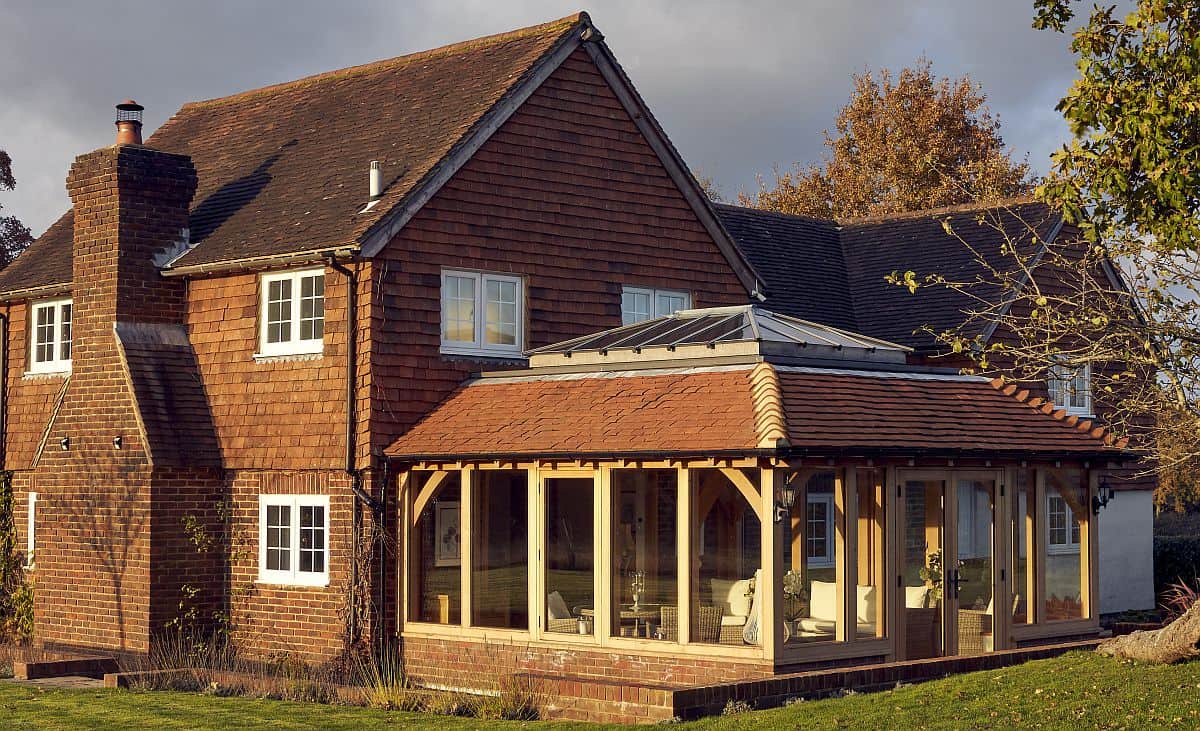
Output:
top-left (1098, 489), bottom-right (1156, 613)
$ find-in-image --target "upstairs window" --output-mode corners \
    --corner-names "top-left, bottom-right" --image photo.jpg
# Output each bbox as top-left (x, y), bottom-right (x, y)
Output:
top-left (621, 286), bottom-right (691, 325)
top-left (440, 269), bottom-right (524, 357)
top-left (258, 269), bottom-right (324, 357)
top-left (1047, 360), bottom-right (1091, 415)
top-left (29, 298), bottom-right (72, 374)
top-left (1047, 494), bottom-right (1081, 554)
top-left (258, 494), bottom-right (330, 586)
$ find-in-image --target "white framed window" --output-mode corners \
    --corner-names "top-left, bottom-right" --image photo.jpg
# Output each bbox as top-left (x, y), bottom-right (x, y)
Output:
top-left (1046, 494), bottom-right (1081, 554)
top-left (806, 493), bottom-right (835, 569)
top-left (620, 286), bottom-right (691, 325)
top-left (26, 492), bottom-right (36, 569)
top-left (29, 298), bottom-right (72, 374)
top-left (440, 269), bottom-right (524, 357)
top-left (1047, 360), bottom-right (1091, 415)
top-left (257, 269), bottom-right (325, 358)
top-left (258, 494), bottom-right (330, 586)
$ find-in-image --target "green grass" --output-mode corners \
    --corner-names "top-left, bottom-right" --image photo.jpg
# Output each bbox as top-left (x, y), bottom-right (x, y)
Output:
top-left (3, 651), bottom-right (1200, 729)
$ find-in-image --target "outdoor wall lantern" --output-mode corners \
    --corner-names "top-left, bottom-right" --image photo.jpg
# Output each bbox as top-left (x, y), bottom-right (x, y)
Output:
top-left (1092, 477), bottom-right (1116, 514)
top-left (774, 481), bottom-right (797, 523)
top-left (59, 436), bottom-right (69, 451)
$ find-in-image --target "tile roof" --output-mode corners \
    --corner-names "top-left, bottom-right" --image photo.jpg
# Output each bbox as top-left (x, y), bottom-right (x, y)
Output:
top-left (386, 366), bottom-right (763, 459)
top-left (717, 199), bottom-right (1061, 351)
top-left (777, 367), bottom-right (1127, 454)
top-left (385, 362), bottom-right (1128, 461)
top-left (116, 322), bottom-right (222, 468)
top-left (715, 204), bottom-right (852, 330)
top-left (0, 13), bottom-right (588, 294)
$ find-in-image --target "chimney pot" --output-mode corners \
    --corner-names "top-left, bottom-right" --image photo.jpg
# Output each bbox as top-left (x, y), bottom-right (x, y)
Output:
top-left (115, 99), bottom-right (144, 145)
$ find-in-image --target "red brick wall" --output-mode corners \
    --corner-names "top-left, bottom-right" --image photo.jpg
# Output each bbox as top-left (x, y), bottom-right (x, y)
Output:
top-left (224, 469), bottom-right (354, 661)
top-left (365, 48), bottom-right (750, 457)
top-left (401, 635), bottom-right (772, 692)
top-left (2, 301), bottom-right (68, 469)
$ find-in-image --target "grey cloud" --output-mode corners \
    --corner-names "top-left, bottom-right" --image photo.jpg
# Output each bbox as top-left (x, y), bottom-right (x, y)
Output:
top-left (1, 0), bottom-right (1085, 236)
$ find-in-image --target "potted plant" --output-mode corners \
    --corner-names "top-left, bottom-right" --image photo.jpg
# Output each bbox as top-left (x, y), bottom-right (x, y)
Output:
top-left (782, 570), bottom-right (809, 635)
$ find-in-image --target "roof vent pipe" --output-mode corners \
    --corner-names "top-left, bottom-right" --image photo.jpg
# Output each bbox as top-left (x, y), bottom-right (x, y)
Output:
top-left (369, 160), bottom-right (382, 200)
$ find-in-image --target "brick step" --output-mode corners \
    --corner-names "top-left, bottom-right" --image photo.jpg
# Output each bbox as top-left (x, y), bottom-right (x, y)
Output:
top-left (520, 672), bottom-right (681, 724)
top-left (14, 655), bottom-right (120, 680)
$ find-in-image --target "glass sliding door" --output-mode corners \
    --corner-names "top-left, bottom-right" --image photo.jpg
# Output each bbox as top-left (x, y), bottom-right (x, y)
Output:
top-left (1044, 468), bottom-right (1086, 621)
top-left (543, 476), bottom-right (596, 636)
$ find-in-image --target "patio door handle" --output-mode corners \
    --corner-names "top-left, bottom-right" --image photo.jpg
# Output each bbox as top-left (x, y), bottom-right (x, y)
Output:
top-left (948, 569), bottom-right (966, 599)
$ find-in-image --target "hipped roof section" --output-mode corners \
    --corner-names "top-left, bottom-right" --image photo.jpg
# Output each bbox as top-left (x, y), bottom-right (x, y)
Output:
top-left (385, 361), bottom-right (1131, 462)
top-left (718, 198), bottom-right (1063, 352)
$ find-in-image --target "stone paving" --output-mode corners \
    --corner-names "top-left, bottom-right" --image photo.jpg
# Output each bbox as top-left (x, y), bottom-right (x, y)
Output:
top-left (2, 675), bottom-right (105, 689)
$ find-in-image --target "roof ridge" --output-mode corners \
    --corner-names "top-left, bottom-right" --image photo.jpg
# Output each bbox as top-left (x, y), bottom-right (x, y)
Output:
top-left (177, 12), bottom-right (588, 111)
top-left (714, 201), bottom-right (837, 227)
top-left (836, 195), bottom-right (1043, 227)
top-left (988, 376), bottom-right (1130, 449)
top-left (749, 362), bottom-right (789, 449)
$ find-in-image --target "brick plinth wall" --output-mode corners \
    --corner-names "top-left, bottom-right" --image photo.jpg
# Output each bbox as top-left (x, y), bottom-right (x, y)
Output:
top-left (402, 634), bottom-right (774, 688)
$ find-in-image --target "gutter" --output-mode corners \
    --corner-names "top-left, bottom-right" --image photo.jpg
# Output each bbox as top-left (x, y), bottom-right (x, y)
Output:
top-left (162, 246), bottom-right (359, 278)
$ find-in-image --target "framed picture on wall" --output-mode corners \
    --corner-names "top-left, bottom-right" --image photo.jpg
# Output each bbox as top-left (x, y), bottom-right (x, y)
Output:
top-left (434, 502), bottom-right (461, 567)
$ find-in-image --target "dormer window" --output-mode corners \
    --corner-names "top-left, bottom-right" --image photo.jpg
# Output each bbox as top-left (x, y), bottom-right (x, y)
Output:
top-left (1047, 360), bottom-right (1091, 416)
top-left (257, 269), bottom-right (325, 358)
top-left (621, 286), bottom-right (691, 325)
top-left (29, 298), bottom-right (72, 374)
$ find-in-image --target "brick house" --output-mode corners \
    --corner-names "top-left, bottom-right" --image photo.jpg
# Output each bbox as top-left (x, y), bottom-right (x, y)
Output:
top-left (0, 11), bottom-right (1147, 722)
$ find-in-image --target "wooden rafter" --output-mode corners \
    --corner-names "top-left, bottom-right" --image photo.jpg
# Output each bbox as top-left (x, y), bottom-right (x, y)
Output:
top-left (411, 470), bottom-right (450, 526)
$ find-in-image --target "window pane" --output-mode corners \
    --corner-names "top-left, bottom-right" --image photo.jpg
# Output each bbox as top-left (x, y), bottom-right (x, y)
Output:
top-left (299, 505), bottom-right (325, 574)
top-left (472, 470), bottom-right (528, 629)
top-left (654, 293), bottom-right (687, 317)
top-left (443, 275), bottom-right (476, 343)
top-left (299, 274), bottom-right (325, 341)
top-left (612, 470), bottom-right (677, 641)
top-left (266, 504), bottom-right (291, 572)
top-left (1045, 469), bottom-right (1085, 620)
top-left (784, 471), bottom-right (844, 646)
top-left (544, 477), bottom-right (594, 635)
top-left (1011, 469), bottom-right (1034, 624)
top-left (60, 304), bottom-right (72, 361)
top-left (855, 469), bottom-right (887, 639)
top-left (267, 279), bottom-right (292, 344)
top-left (35, 306), bottom-right (55, 363)
top-left (411, 472), bottom-right (462, 624)
top-left (694, 468), bottom-right (761, 645)
top-left (484, 278), bottom-right (517, 346)
top-left (622, 291), bottom-right (652, 325)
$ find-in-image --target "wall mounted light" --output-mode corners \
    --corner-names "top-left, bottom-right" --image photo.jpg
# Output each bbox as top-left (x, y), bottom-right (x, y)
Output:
top-left (774, 481), bottom-right (797, 524)
top-left (113, 435), bottom-right (123, 450)
top-left (1092, 477), bottom-right (1115, 514)
top-left (59, 436), bottom-right (69, 451)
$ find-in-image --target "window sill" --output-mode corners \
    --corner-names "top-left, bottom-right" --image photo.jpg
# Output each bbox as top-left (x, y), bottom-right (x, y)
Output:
top-left (440, 345), bottom-right (527, 362)
top-left (253, 351), bottom-right (323, 363)
top-left (255, 576), bottom-right (330, 588)
top-left (23, 369), bottom-right (70, 379)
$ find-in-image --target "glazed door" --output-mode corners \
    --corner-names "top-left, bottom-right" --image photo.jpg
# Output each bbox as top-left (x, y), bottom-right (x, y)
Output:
top-left (899, 471), bottom-right (1001, 659)
top-left (947, 474), bottom-right (1000, 656)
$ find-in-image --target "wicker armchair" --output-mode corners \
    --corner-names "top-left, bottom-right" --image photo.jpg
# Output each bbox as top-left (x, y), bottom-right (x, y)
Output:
top-left (957, 609), bottom-right (992, 655)
top-left (547, 617), bottom-right (578, 633)
top-left (659, 606), bottom-right (723, 643)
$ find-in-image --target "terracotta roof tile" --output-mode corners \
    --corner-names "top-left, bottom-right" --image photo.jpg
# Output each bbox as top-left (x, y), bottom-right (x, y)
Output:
top-left (386, 367), bottom-right (761, 459)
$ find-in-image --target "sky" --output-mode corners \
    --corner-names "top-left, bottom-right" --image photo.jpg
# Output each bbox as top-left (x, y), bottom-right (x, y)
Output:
top-left (0, 0), bottom-right (1086, 238)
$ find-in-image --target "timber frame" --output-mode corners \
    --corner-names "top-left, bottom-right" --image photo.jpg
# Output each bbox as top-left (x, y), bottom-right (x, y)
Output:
top-left (395, 453), bottom-right (1107, 669)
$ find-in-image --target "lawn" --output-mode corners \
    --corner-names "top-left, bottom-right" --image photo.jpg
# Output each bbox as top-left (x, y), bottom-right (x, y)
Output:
top-left (2, 651), bottom-right (1199, 729)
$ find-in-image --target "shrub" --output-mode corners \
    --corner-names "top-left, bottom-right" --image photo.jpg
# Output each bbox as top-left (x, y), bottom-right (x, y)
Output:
top-left (476, 674), bottom-right (543, 721)
top-left (354, 645), bottom-right (421, 711)
top-left (722, 698), bottom-right (752, 715)
top-left (1154, 536), bottom-right (1200, 597)
top-left (1161, 577), bottom-right (1200, 621)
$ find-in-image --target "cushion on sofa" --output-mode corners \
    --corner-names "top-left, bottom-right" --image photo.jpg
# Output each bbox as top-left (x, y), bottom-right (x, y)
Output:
top-left (710, 577), bottom-right (753, 618)
top-left (856, 585), bottom-right (876, 624)
top-left (905, 585), bottom-right (930, 609)
top-left (810, 580), bottom-right (837, 621)
top-left (547, 591), bottom-right (572, 620)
